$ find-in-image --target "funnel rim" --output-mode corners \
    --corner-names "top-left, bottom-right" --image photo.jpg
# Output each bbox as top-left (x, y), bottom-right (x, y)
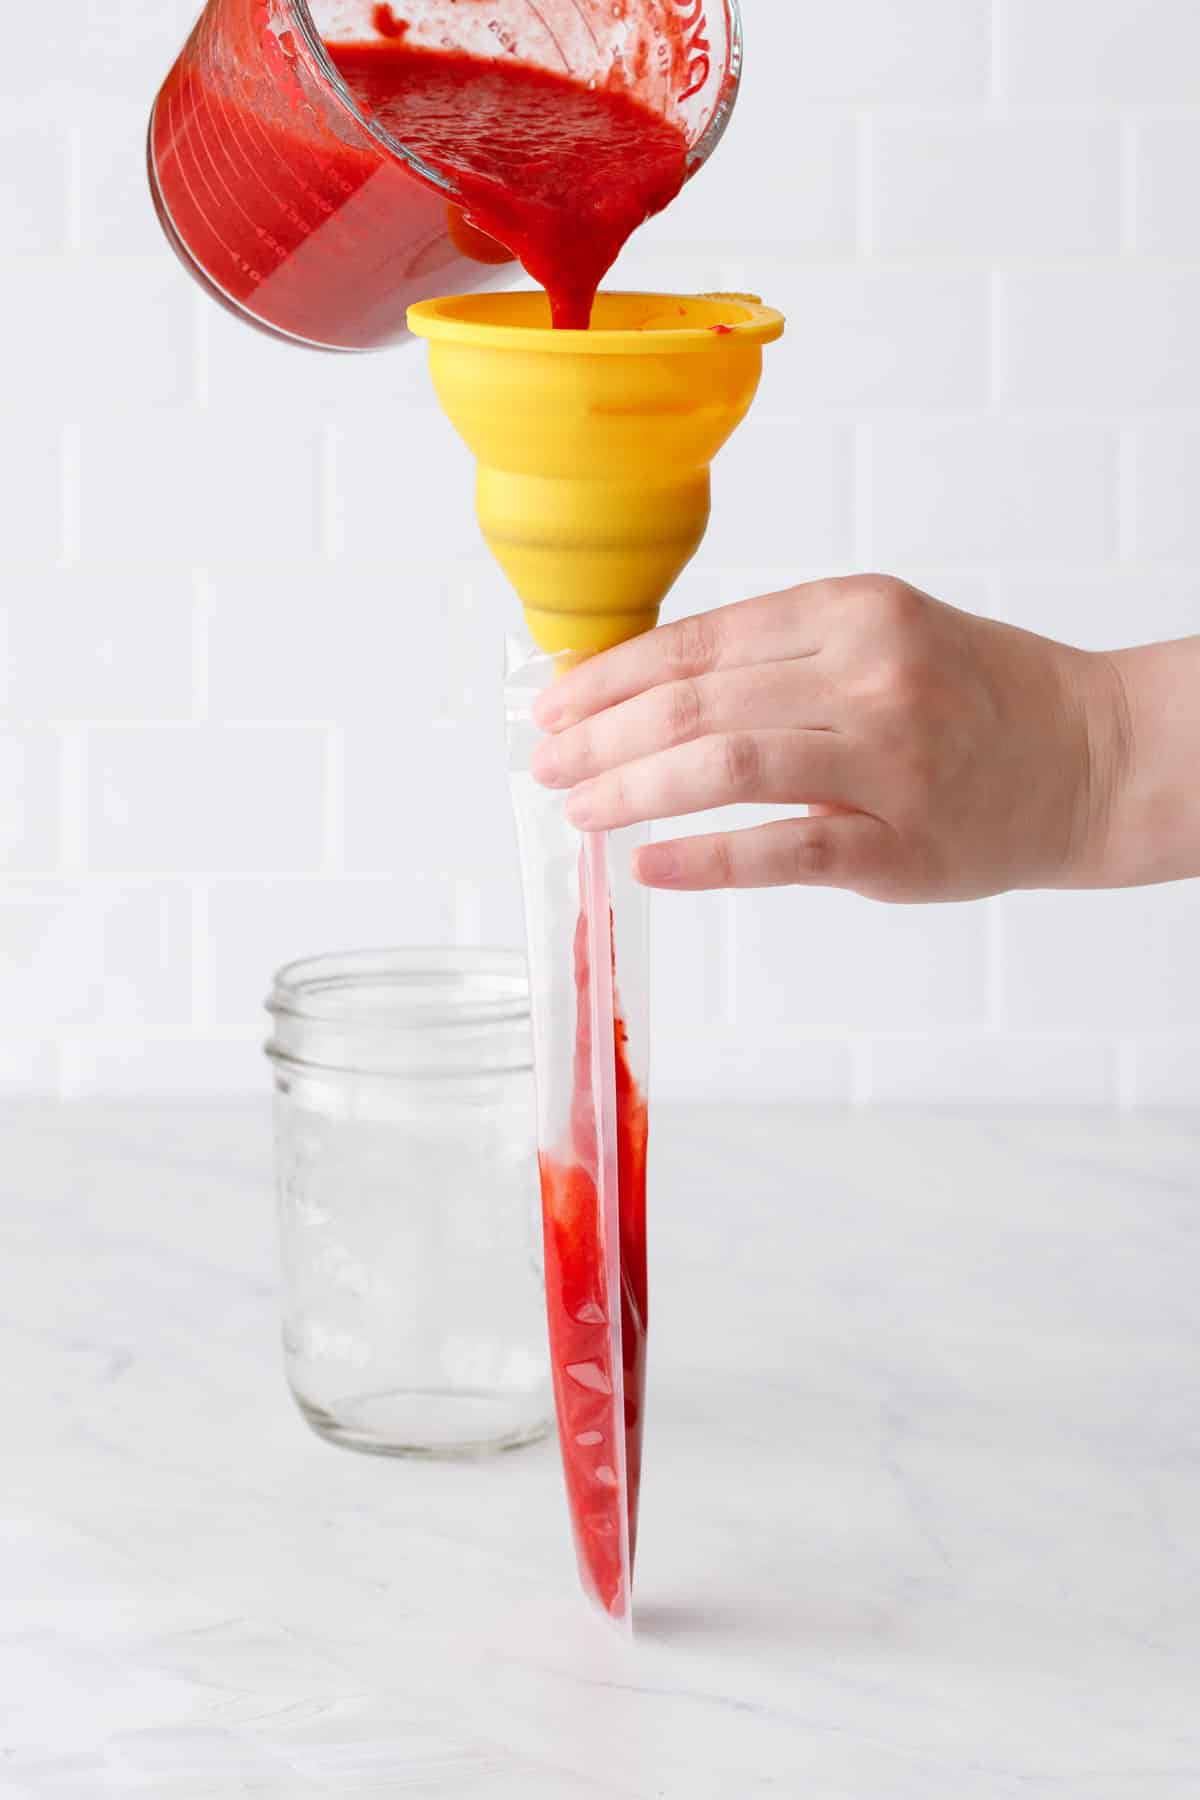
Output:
top-left (408, 291), bottom-right (785, 355)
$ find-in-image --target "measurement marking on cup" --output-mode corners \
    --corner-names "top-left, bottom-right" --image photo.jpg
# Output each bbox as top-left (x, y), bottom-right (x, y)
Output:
top-left (672, 0), bottom-right (711, 101)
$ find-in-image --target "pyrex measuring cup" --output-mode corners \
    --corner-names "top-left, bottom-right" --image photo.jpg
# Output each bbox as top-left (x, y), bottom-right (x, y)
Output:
top-left (148, 0), bottom-right (743, 352)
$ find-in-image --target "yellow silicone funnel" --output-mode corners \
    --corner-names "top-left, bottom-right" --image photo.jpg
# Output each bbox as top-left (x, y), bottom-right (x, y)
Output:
top-left (408, 291), bottom-right (785, 656)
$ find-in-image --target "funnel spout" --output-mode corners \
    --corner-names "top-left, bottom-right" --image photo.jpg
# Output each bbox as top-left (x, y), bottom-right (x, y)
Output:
top-left (479, 467), bottom-right (711, 656)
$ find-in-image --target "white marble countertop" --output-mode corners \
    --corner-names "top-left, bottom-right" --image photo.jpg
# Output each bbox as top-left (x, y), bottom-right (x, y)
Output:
top-left (3, 1101), bottom-right (1199, 1798)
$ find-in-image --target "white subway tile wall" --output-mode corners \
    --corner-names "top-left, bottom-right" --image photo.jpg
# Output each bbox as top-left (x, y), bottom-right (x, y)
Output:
top-left (866, 119), bottom-right (1123, 258)
top-left (1, 0), bottom-right (1197, 1104)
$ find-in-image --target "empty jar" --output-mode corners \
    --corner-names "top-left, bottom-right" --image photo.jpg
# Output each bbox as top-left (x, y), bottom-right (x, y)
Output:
top-left (266, 949), bottom-right (550, 1456)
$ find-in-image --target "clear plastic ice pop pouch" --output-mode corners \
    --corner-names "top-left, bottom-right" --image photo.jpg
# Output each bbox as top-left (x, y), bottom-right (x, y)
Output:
top-left (507, 642), bottom-right (650, 1632)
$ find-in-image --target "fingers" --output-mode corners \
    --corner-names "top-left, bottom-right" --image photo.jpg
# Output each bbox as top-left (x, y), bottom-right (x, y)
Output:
top-left (634, 815), bottom-right (895, 893)
top-left (565, 729), bottom-right (853, 833)
top-left (533, 581), bottom-right (853, 733)
top-left (532, 660), bottom-right (838, 790)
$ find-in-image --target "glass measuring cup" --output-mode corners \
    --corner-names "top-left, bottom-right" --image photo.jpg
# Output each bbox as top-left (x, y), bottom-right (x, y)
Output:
top-left (147, 0), bottom-right (743, 352)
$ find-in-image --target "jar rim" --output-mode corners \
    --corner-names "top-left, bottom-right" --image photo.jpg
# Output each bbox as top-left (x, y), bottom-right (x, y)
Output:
top-left (267, 947), bottom-right (529, 1031)
top-left (265, 948), bottom-right (532, 1080)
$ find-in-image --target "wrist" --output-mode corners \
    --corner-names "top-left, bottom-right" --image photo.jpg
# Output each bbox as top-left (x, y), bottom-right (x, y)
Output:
top-left (1082, 639), bottom-right (1200, 888)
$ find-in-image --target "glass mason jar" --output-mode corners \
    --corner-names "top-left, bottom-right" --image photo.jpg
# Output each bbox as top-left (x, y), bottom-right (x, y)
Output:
top-left (265, 949), bottom-right (551, 1457)
top-left (146, 0), bottom-right (743, 351)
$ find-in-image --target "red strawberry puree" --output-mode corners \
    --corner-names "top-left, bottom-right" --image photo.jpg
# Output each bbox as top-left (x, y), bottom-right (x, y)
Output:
top-left (151, 29), bottom-right (689, 344)
top-left (538, 903), bottom-right (648, 1618)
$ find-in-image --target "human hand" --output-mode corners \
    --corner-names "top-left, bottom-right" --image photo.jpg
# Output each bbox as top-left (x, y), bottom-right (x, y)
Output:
top-left (530, 576), bottom-right (1133, 900)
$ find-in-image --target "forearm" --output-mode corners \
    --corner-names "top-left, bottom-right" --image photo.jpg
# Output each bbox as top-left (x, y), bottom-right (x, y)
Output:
top-left (1094, 637), bottom-right (1200, 887)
